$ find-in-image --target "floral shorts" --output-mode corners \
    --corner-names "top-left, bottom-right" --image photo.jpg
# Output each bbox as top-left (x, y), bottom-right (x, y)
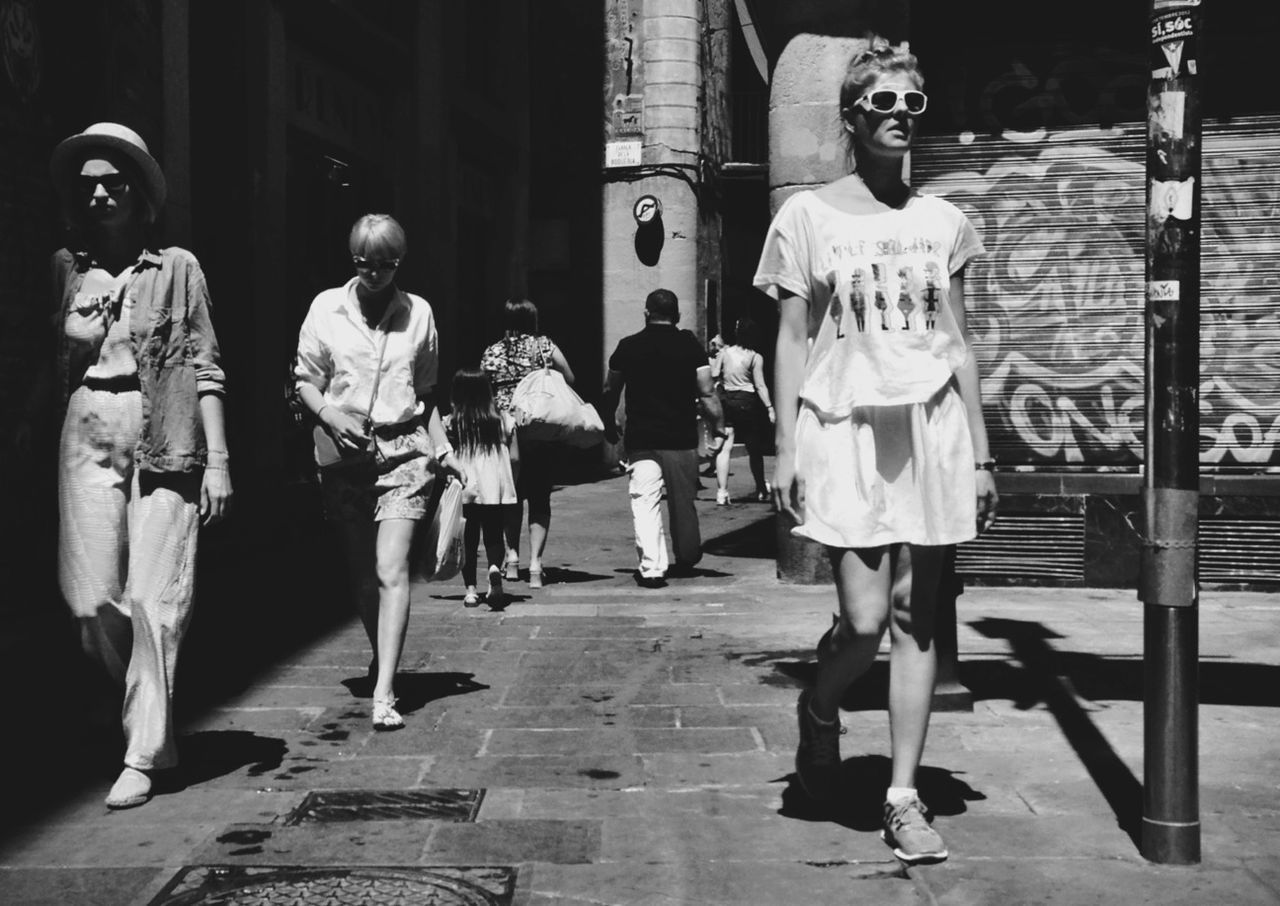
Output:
top-left (320, 422), bottom-right (435, 522)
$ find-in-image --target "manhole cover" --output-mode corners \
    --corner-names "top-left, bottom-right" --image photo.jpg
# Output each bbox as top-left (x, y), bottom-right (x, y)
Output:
top-left (285, 789), bottom-right (485, 824)
top-left (150, 865), bottom-right (516, 905)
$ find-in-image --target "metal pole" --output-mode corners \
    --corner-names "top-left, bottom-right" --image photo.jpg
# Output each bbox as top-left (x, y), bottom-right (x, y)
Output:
top-left (1140, 0), bottom-right (1202, 865)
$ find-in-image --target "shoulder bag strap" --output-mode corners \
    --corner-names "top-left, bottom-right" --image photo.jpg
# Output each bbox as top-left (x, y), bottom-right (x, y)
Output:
top-left (363, 329), bottom-right (389, 428)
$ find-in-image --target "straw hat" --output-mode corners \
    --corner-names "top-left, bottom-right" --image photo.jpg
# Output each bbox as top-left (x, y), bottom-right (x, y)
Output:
top-left (50, 122), bottom-right (167, 218)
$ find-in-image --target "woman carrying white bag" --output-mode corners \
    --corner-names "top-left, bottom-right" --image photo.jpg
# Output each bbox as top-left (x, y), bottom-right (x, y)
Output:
top-left (480, 298), bottom-right (582, 588)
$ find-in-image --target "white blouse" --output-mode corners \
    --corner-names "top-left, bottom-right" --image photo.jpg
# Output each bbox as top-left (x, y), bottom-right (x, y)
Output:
top-left (295, 278), bottom-right (439, 427)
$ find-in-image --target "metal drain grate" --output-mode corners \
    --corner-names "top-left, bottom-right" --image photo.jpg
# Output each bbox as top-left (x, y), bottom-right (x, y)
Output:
top-left (150, 865), bottom-right (516, 906)
top-left (285, 789), bottom-right (485, 825)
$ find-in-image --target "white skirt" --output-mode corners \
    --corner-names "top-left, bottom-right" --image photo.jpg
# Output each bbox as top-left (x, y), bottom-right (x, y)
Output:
top-left (793, 382), bottom-right (976, 549)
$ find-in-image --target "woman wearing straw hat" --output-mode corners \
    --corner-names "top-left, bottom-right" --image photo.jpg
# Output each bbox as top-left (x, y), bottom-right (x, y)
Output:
top-left (49, 123), bottom-right (232, 808)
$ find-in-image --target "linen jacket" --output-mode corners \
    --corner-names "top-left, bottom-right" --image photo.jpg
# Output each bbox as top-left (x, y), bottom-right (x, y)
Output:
top-left (53, 246), bottom-right (226, 472)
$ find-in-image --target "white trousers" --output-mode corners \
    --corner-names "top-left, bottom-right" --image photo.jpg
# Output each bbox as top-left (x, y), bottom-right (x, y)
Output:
top-left (628, 459), bottom-right (670, 578)
top-left (59, 385), bottom-right (201, 771)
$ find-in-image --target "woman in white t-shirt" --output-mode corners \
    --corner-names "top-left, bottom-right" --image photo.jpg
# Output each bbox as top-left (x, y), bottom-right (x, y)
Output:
top-left (754, 39), bottom-right (998, 865)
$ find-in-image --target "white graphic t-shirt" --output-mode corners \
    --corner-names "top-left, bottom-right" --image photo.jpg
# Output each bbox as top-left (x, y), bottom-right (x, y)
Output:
top-left (753, 190), bottom-right (984, 417)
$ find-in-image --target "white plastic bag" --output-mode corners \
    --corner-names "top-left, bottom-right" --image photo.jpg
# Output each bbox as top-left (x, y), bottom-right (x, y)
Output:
top-left (417, 477), bottom-right (466, 582)
top-left (509, 367), bottom-right (605, 448)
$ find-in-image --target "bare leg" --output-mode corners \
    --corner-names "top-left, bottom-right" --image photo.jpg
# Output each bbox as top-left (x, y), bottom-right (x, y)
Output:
top-left (886, 544), bottom-right (945, 790)
top-left (503, 501), bottom-right (523, 570)
top-left (337, 520), bottom-right (379, 653)
top-left (810, 546), bottom-right (893, 721)
top-left (748, 446), bottom-right (768, 495)
top-left (371, 518), bottom-right (416, 703)
top-left (714, 427), bottom-right (736, 498)
top-left (528, 513), bottom-right (549, 570)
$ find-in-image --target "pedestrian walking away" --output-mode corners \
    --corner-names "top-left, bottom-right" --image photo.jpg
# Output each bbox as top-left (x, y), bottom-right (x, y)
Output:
top-left (445, 368), bottom-right (519, 609)
top-left (480, 298), bottom-right (577, 588)
top-left (600, 288), bottom-right (726, 587)
top-left (295, 213), bottom-right (467, 731)
top-left (45, 122), bottom-right (233, 809)
top-left (754, 38), bottom-right (999, 864)
top-left (711, 317), bottom-right (775, 505)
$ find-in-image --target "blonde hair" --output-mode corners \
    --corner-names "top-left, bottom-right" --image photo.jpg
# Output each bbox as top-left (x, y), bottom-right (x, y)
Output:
top-left (348, 213), bottom-right (407, 259)
top-left (838, 37), bottom-right (924, 162)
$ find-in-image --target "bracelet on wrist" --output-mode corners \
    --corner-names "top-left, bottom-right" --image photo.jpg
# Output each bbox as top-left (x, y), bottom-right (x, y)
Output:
top-left (316, 405), bottom-right (330, 421)
top-left (976, 459), bottom-right (996, 471)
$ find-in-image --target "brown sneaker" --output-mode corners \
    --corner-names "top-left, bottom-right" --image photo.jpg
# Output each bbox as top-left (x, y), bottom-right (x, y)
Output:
top-left (795, 689), bottom-right (845, 802)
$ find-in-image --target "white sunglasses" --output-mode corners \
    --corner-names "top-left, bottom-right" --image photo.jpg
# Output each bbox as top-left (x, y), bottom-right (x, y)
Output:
top-left (853, 89), bottom-right (928, 116)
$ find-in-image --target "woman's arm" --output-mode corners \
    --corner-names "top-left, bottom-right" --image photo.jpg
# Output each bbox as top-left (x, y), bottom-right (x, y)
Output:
top-left (198, 392), bottom-right (232, 525)
top-left (950, 270), bottom-right (998, 533)
top-left (772, 292), bottom-right (808, 522)
top-left (750, 352), bottom-right (775, 418)
top-left (549, 342), bottom-right (575, 385)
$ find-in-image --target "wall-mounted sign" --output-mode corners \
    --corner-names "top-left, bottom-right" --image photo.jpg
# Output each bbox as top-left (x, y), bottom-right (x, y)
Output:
top-left (605, 140), bottom-right (642, 168)
top-left (612, 93), bottom-right (645, 136)
top-left (632, 194), bottom-right (661, 224)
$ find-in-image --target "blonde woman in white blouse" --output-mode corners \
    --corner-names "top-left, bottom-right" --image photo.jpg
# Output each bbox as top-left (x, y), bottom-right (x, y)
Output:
top-left (295, 214), bottom-right (466, 731)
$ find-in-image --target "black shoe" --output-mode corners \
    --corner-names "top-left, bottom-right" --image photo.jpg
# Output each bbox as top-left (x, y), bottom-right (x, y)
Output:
top-left (795, 689), bottom-right (846, 802)
top-left (635, 573), bottom-right (667, 589)
top-left (665, 562), bottom-right (699, 578)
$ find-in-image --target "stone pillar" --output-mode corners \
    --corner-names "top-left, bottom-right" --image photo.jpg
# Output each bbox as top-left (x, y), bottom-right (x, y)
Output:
top-left (602, 0), bottom-right (725, 435)
top-left (768, 34), bottom-right (864, 585)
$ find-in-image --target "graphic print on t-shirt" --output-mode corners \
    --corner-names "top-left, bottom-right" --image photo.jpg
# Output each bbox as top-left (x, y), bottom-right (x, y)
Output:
top-left (827, 233), bottom-right (947, 336)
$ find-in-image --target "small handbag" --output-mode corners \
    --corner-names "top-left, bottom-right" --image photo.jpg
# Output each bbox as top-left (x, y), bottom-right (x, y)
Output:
top-left (313, 333), bottom-right (388, 470)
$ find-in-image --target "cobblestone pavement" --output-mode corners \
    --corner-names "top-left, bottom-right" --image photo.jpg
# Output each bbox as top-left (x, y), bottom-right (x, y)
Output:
top-left (2, 462), bottom-right (1279, 905)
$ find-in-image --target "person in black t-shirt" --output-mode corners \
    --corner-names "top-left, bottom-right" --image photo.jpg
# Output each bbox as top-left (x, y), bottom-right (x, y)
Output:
top-left (601, 289), bottom-right (726, 586)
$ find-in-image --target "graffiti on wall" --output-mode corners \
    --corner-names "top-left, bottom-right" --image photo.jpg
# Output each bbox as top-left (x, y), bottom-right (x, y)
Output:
top-left (918, 128), bottom-right (1280, 468)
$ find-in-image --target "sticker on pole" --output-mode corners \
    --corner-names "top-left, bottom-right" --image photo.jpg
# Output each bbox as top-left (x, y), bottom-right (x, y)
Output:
top-left (1148, 281), bottom-right (1180, 302)
top-left (1150, 8), bottom-right (1199, 78)
top-left (1150, 177), bottom-right (1195, 223)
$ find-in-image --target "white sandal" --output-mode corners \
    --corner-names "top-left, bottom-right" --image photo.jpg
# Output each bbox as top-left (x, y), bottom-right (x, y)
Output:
top-left (372, 696), bottom-right (404, 731)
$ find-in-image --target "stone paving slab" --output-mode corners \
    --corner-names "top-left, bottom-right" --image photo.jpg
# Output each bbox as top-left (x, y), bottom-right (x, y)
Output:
top-left (522, 861), bottom-right (919, 906)
top-left (0, 867), bottom-right (163, 906)
top-left (916, 858), bottom-right (1280, 906)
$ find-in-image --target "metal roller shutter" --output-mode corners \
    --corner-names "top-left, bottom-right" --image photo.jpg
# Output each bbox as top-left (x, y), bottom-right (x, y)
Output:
top-left (912, 115), bottom-right (1280, 472)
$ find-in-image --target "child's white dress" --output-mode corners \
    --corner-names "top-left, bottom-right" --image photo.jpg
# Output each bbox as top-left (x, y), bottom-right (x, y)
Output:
top-left (754, 189), bottom-right (985, 548)
top-left (449, 411), bottom-right (517, 506)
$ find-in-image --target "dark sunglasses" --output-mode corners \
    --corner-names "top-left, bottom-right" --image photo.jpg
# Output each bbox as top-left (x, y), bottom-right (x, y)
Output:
top-left (352, 255), bottom-right (401, 271)
top-left (853, 89), bottom-right (928, 116)
top-left (78, 173), bottom-right (130, 197)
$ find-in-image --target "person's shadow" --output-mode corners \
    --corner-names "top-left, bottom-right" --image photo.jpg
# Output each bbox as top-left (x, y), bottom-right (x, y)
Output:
top-left (777, 756), bottom-right (986, 832)
top-left (167, 730), bottom-right (290, 790)
top-left (341, 670), bottom-right (490, 716)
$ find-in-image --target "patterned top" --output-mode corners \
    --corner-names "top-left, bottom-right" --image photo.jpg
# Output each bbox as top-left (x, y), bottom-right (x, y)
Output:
top-left (480, 333), bottom-right (556, 412)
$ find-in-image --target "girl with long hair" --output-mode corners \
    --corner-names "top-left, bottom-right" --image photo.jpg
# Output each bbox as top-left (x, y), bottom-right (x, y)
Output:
top-left (447, 368), bottom-right (519, 608)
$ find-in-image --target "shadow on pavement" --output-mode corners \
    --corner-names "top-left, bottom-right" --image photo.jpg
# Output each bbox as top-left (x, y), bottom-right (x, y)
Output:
top-left (778, 755), bottom-right (987, 832)
top-left (340, 671), bottom-right (490, 716)
top-left (969, 617), bottom-right (1143, 847)
top-left (174, 730), bottom-right (290, 787)
top-left (702, 511), bottom-right (777, 560)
